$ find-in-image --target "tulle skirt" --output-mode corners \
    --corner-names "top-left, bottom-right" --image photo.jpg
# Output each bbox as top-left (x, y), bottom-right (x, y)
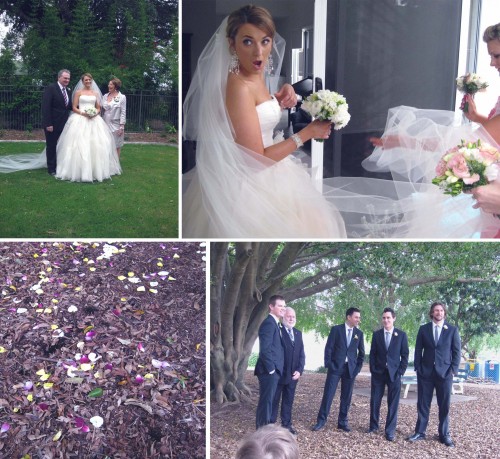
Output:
top-left (56, 113), bottom-right (121, 182)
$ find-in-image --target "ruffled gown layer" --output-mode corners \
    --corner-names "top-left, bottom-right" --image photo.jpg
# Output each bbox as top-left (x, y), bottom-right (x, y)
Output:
top-left (183, 97), bottom-right (347, 238)
top-left (56, 95), bottom-right (121, 182)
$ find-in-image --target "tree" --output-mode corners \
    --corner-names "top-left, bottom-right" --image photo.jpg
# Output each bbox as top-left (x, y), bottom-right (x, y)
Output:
top-left (211, 242), bottom-right (499, 404)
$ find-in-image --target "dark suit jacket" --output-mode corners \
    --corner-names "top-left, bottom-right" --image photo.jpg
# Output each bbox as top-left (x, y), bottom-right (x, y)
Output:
top-left (324, 324), bottom-right (364, 378)
top-left (42, 82), bottom-right (72, 131)
top-left (279, 327), bottom-right (305, 385)
top-left (414, 321), bottom-right (461, 379)
top-left (254, 315), bottom-right (285, 377)
top-left (369, 327), bottom-right (409, 382)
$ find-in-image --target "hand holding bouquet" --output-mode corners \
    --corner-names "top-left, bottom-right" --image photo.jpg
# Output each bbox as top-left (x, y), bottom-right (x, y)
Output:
top-left (301, 90), bottom-right (350, 140)
top-left (432, 139), bottom-right (500, 196)
top-left (456, 73), bottom-right (488, 112)
top-left (83, 107), bottom-right (98, 118)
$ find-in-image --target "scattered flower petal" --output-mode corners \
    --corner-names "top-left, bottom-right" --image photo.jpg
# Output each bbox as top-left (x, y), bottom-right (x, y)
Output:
top-left (16, 308), bottom-right (28, 314)
top-left (144, 373), bottom-right (154, 379)
top-left (27, 394), bottom-right (33, 402)
top-left (43, 382), bottom-right (54, 389)
top-left (1, 423), bottom-right (10, 433)
top-left (53, 430), bottom-right (62, 441)
top-left (38, 403), bottom-right (49, 411)
top-left (85, 330), bottom-right (96, 341)
top-left (137, 342), bottom-right (145, 352)
top-left (127, 272), bottom-right (135, 277)
top-left (116, 338), bottom-right (131, 345)
top-left (89, 416), bottom-right (104, 428)
top-left (68, 305), bottom-right (78, 313)
top-left (173, 254), bottom-right (180, 259)
top-left (137, 286), bottom-right (146, 292)
top-left (134, 375), bottom-right (144, 384)
top-left (104, 363), bottom-right (113, 371)
top-left (76, 342), bottom-right (85, 350)
top-left (0, 346), bottom-right (7, 353)
top-left (157, 271), bottom-right (169, 276)
top-left (152, 359), bottom-right (171, 369)
top-left (23, 381), bottom-right (33, 391)
top-left (80, 363), bottom-right (92, 371)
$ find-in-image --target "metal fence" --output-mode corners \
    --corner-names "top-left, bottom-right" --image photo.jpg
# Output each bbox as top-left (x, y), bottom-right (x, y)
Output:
top-left (0, 86), bottom-right (178, 133)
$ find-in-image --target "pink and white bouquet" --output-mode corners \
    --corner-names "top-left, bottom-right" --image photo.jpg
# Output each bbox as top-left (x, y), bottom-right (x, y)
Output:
top-left (301, 90), bottom-right (350, 130)
top-left (456, 73), bottom-right (488, 112)
top-left (432, 139), bottom-right (500, 196)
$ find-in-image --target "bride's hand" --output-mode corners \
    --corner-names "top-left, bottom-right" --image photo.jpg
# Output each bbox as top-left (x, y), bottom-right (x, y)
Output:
top-left (307, 119), bottom-right (332, 140)
top-left (275, 84), bottom-right (297, 109)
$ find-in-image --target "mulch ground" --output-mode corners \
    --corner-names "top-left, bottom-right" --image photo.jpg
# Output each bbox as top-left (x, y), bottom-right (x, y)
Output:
top-left (0, 130), bottom-right (177, 145)
top-left (211, 370), bottom-right (500, 459)
top-left (0, 242), bottom-right (205, 459)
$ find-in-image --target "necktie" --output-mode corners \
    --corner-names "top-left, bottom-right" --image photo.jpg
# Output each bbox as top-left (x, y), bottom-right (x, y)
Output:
top-left (287, 328), bottom-right (294, 343)
top-left (347, 328), bottom-right (352, 347)
top-left (385, 331), bottom-right (390, 350)
top-left (434, 325), bottom-right (439, 344)
top-left (62, 87), bottom-right (68, 106)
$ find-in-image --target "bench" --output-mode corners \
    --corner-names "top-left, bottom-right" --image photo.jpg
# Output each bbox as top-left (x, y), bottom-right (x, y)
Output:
top-left (401, 368), bottom-right (468, 398)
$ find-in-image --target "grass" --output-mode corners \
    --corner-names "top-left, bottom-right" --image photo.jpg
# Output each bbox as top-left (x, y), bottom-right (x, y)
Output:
top-left (0, 142), bottom-right (178, 238)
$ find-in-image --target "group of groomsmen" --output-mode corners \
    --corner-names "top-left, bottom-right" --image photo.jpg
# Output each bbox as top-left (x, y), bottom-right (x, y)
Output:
top-left (255, 296), bottom-right (461, 447)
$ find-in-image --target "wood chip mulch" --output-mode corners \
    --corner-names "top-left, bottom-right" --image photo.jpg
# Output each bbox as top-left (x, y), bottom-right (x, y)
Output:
top-left (211, 370), bottom-right (500, 459)
top-left (0, 242), bottom-right (205, 458)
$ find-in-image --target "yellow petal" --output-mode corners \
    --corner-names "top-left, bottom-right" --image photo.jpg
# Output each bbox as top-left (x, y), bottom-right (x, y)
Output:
top-left (51, 299), bottom-right (58, 304)
top-left (128, 272), bottom-right (135, 277)
top-left (83, 258), bottom-right (88, 262)
top-left (0, 346), bottom-right (7, 353)
top-left (43, 383), bottom-right (54, 389)
top-left (36, 309), bottom-right (43, 313)
top-left (121, 297), bottom-right (127, 302)
top-left (137, 286), bottom-right (146, 292)
top-left (75, 287), bottom-right (82, 291)
top-left (9, 285), bottom-right (16, 291)
top-left (53, 430), bottom-right (62, 442)
top-left (44, 308), bottom-right (52, 314)
top-left (144, 373), bottom-right (154, 379)
top-left (149, 289), bottom-right (158, 294)
top-left (50, 325), bottom-right (58, 330)
top-left (39, 374), bottom-right (50, 381)
top-left (117, 275), bottom-right (126, 281)
top-left (33, 254), bottom-right (39, 258)
top-left (157, 262), bottom-right (163, 267)
top-left (36, 369), bottom-right (47, 376)
top-left (80, 363), bottom-right (92, 371)
top-left (173, 254), bottom-right (180, 259)
top-left (168, 276), bottom-right (176, 281)
top-left (89, 267), bottom-right (96, 272)
top-left (196, 343), bottom-right (201, 351)
top-left (27, 394), bottom-right (33, 402)
top-left (47, 267), bottom-right (52, 272)
top-left (36, 289), bottom-right (43, 294)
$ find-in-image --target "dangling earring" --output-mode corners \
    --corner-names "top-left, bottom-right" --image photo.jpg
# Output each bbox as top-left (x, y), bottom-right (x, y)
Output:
top-left (229, 51), bottom-right (240, 74)
top-left (265, 54), bottom-right (274, 74)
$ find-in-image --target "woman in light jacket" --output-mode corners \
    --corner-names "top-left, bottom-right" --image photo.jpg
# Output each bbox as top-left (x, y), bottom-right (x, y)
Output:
top-left (102, 77), bottom-right (126, 157)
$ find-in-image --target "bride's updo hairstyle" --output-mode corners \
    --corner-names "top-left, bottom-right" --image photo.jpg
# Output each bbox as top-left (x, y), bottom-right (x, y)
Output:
top-left (483, 23), bottom-right (500, 42)
top-left (81, 72), bottom-right (93, 82)
top-left (226, 4), bottom-right (276, 41)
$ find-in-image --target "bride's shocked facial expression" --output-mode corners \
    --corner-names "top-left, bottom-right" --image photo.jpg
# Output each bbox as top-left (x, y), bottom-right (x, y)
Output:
top-left (488, 39), bottom-right (500, 76)
top-left (83, 76), bottom-right (93, 89)
top-left (230, 23), bottom-right (273, 75)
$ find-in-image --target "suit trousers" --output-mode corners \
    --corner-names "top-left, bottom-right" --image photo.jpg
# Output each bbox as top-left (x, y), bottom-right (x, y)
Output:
top-left (369, 369), bottom-right (401, 435)
top-left (270, 380), bottom-right (298, 427)
top-left (44, 128), bottom-right (63, 173)
top-left (317, 363), bottom-right (355, 427)
top-left (256, 372), bottom-right (280, 429)
top-left (415, 368), bottom-right (453, 438)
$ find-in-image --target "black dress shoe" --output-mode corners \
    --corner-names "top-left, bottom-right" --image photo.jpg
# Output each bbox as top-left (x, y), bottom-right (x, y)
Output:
top-left (366, 427), bottom-right (379, 434)
top-left (406, 433), bottom-right (426, 442)
top-left (440, 436), bottom-right (454, 447)
top-left (385, 435), bottom-right (395, 442)
top-left (311, 422), bottom-right (325, 431)
top-left (285, 425), bottom-right (297, 435)
top-left (49, 171), bottom-right (56, 176)
top-left (337, 425), bottom-right (351, 432)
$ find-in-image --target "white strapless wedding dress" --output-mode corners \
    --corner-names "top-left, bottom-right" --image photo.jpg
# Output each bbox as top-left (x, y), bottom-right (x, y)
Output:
top-left (182, 97), bottom-right (347, 238)
top-left (56, 95), bottom-right (121, 182)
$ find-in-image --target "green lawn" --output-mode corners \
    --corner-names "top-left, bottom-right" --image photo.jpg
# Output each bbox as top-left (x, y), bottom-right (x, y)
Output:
top-left (0, 142), bottom-right (178, 238)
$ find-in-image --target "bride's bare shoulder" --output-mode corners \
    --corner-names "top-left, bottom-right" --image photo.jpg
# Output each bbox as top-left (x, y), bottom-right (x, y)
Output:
top-left (226, 74), bottom-right (253, 102)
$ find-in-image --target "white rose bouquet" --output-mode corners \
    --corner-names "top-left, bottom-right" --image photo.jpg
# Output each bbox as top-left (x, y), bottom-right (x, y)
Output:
top-left (301, 90), bottom-right (350, 138)
top-left (456, 73), bottom-right (488, 112)
top-left (84, 107), bottom-right (98, 118)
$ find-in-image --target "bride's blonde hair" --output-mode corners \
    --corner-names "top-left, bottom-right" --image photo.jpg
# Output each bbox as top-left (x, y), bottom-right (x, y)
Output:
top-left (81, 72), bottom-right (93, 82)
top-left (226, 4), bottom-right (276, 40)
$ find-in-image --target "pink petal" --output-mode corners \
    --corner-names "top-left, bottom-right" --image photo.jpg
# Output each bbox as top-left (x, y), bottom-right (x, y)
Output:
top-left (134, 375), bottom-right (144, 384)
top-left (104, 363), bottom-right (113, 371)
top-left (79, 355), bottom-right (90, 364)
top-left (138, 342), bottom-right (145, 352)
top-left (74, 417), bottom-right (85, 429)
top-left (0, 423), bottom-right (10, 433)
top-left (81, 424), bottom-right (90, 433)
top-left (38, 403), bottom-right (49, 411)
top-left (23, 381), bottom-right (34, 391)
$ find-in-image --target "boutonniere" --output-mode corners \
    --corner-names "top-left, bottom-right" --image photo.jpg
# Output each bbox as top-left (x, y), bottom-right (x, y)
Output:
top-left (113, 96), bottom-right (120, 103)
top-left (354, 334), bottom-right (359, 340)
top-left (443, 325), bottom-right (448, 330)
top-left (394, 332), bottom-right (398, 337)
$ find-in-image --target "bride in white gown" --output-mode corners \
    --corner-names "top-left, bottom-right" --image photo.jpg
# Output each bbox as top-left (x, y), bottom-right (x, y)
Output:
top-left (182, 5), bottom-right (346, 238)
top-left (56, 73), bottom-right (121, 182)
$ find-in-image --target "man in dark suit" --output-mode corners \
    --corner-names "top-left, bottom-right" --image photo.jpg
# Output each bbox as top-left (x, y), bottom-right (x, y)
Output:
top-left (312, 307), bottom-right (364, 432)
top-left (255, 295), bottom-right (286, 429)
top-left (368, 307), bottom-right (409, 441)
top-left (407, 302), bottom-right (461, 447)
top-left (41, 69), bottom-right (72, 175)
top-left (271, 307), bottom-right (305, 435)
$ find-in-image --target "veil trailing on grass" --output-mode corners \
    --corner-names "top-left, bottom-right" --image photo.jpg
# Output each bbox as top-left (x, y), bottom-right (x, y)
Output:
top-left (0, 150), bottom-right (47, 173)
